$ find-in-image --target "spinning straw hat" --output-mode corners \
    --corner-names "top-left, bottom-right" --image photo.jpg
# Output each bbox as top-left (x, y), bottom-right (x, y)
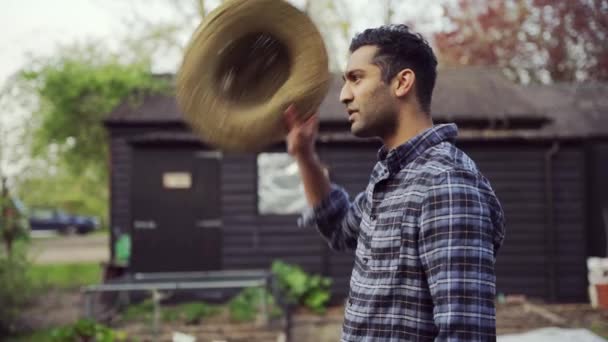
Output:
top-left (176, 0), bottom-right (330, 151)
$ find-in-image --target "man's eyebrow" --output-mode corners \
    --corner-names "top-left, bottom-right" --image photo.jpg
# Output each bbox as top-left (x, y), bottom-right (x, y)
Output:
top-left (342, 69), bottom-right (365, 81)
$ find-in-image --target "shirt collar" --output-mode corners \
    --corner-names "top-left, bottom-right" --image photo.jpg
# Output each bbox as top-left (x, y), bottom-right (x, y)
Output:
top-left (377, 123), bottom-right (459, 174)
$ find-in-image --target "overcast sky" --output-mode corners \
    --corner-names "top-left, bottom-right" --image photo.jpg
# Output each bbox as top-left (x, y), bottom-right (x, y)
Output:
top-left (0, 0), bottom-right (445, 86)
top-left (1, 0), bottom-right (154, 84)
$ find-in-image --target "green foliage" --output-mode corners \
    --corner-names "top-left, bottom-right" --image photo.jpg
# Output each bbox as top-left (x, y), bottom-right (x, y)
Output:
top-left (122, 300), bottom-right (219, 324)
top-left (229, 288), bottom-right (258, 322)
top-left (10, 43), bottom-right (170, 224)
top-left (271, 260), bottom-right (332, 314)
top-left (121, 299), bottom-right (154, 322)
top-left (163, 302), bottom-right (220, 324)
top-left (20, 46), bottom-right (168, 175)
top-left (0, 245), bottom-right (35, 334)
top-left (28, 262), bottom-right (101, 290)
top-left (228, 287), bottom-right (281, 322)
top-left (17, 163), bottom-right (108, 224)
top-left (5, 327), bottom-right (57, 342)
top-left (49, 319), bottom-right (128, 342)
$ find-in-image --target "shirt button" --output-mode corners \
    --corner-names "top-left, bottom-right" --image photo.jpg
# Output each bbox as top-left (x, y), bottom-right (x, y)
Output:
top-left (370, 214), bottom-right (377, 221)
top-left (362, 257), bottom-right (369, 264)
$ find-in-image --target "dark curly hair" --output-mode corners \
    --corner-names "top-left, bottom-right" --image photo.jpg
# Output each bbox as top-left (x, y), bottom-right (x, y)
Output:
top-left (349, 25), bottom-right (438, 113)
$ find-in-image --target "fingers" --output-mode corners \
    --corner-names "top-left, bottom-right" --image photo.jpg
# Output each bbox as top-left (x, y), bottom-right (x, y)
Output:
top-left (284, 104), bottom-right (319, 156)
top-left (284, 104), bottom-right (319, 131)
top-left (300, 113), bottom-right (319, 132)
top-left (284, 104), bottom-right (298, 131)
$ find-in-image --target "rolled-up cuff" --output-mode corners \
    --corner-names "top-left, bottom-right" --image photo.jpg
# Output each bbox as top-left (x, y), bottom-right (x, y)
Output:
top-left (297, 184), bottom-right (349, 229)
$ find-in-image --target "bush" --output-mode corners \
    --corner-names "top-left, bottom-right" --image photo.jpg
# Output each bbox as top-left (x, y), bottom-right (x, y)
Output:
top-left (121, 299), bottom-right (220, 325)
top-left (163, 302), bottom-right (220, 325)
top-left (228, 287), bottom-right (281, 322)
top-left (0, 245), bottom-right (34, 334)
top-left (271, 260), bottom-right (332, 314)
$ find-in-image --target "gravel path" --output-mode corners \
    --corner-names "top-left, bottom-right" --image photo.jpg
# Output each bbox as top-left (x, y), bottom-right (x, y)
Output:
top-left (28, 233), bottom-right (110, 264)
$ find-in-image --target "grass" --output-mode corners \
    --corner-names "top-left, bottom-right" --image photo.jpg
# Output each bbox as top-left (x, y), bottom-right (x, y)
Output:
top-left (28, 262), bottom-right (101, 290)
top-left (91, 227), bottom-right (110, 236)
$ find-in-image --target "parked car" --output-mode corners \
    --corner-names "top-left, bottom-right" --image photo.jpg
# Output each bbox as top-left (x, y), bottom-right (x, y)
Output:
top-left (29, 208), bottom-right (100, 235)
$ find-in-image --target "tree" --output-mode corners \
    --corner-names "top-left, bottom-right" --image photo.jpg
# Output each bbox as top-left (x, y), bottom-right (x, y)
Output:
top-left (103, 0), bottom-right (444, 74)
top-left (6, 42), bottom-right (169, 221)
top-left (99, 0), bottom-right (227, 74)
top-left (1, 177), bottom-right (15, 256)
top-left (21, 44), bottom-right (167, 176)
top-left (435, 0), bottom-right (608, 83)
top-left (532, 0), bottom-right (608, 81)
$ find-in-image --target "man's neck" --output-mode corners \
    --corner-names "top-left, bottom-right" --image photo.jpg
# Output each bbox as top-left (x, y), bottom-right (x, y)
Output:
top-left (383, 112), bottom-right (433, 150)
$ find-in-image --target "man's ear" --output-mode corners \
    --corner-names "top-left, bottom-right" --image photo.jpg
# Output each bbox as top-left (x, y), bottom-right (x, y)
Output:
top-left (394, 69), bottom-right (415, 98)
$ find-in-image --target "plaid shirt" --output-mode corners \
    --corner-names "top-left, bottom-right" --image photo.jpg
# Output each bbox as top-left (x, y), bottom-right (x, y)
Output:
top-left (300, 124), bottom-right (505, 341)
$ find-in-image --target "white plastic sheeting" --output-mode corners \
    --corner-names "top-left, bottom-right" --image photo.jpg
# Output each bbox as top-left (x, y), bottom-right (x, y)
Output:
top-left (257, 153), bottom-right (307, 215)
top-left (499, 327), bottom-right (606, 342)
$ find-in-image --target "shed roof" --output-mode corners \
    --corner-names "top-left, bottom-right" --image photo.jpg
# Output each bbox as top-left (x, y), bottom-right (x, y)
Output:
top-left (519, 82), bottom-right (608, 138)
top-left (105, 68), bottom-right (608, 139)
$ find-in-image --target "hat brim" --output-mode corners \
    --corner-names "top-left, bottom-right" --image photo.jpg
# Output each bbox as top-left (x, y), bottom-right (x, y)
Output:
top-left (176, 0), bottom-right (330, 152)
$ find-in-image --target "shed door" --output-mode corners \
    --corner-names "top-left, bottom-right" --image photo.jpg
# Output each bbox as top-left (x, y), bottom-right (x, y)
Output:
top-left (130, 147), bottom-right (221, 273)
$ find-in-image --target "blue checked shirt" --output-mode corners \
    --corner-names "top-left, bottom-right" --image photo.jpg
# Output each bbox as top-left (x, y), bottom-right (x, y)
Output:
top-left (300, 124), bottom-right (505, 341)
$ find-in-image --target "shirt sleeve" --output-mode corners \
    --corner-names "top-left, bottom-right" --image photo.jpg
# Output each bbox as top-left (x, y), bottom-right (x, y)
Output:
top-left (419, 170), bottom-right (503, 341)
top-left (298, 184), bottom-right (366, 251)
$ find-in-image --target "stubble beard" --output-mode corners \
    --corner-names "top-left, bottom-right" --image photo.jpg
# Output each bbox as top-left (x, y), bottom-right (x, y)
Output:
top-left (350, 85), bottom-right (397, 139)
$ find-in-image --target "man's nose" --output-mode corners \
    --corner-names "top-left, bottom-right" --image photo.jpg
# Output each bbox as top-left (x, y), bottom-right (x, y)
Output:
top-left (339, 83), bottom-right (353, 104)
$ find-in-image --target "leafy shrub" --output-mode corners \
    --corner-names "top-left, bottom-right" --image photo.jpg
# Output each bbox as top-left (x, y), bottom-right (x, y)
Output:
top-left (228, 287), bottom-right (281, 322)
top-left (121, 299), bottom-right (154, 322)
top-left (163, 302), bottom-right (220, 325)
top-left (271, 260), bottom-right (332, 314)
top-left (122, 299), bottom-right (219, 325)
top-left (50, 319), bottom-right (127, 342)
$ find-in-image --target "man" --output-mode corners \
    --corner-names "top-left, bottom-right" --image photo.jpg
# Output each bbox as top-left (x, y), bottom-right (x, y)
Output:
top-left (284, 25), bottom-right (505, 341)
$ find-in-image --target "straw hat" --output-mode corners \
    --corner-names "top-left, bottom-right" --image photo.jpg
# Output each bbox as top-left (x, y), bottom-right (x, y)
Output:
top-left (176, 0), bottom-right (330, 151)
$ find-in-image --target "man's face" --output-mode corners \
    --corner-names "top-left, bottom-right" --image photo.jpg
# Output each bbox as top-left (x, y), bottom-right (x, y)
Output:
top-left (340, 45), bottom-right (398, 139)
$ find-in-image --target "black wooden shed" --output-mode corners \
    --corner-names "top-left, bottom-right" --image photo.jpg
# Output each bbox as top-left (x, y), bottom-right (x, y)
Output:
top-left (104, 68), bottom-right (608, 302)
